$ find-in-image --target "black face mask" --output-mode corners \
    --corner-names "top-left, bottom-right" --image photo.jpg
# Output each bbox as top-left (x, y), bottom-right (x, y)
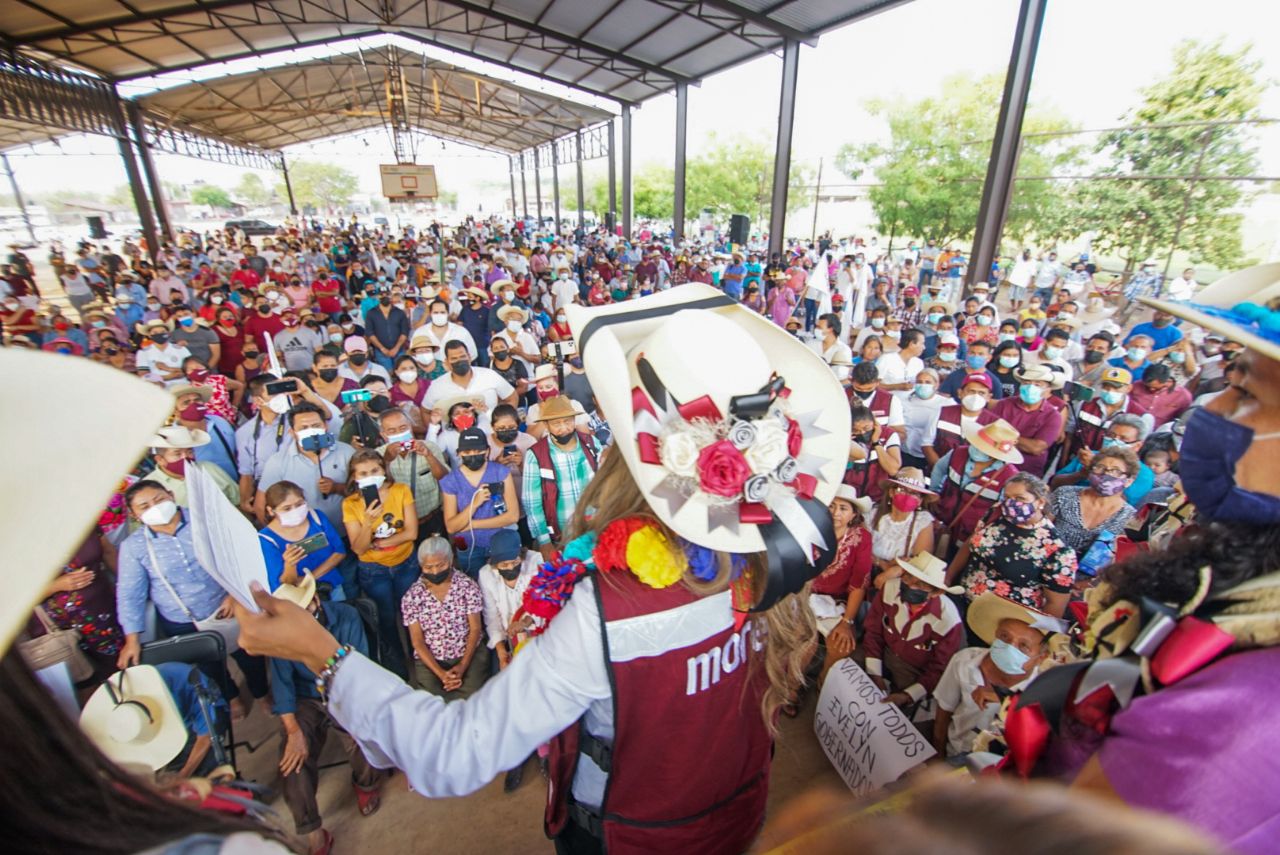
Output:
top-left (348, 353), bottom-right (368, 366)
top-left (244, 351), bottom-right (260, 361)
top-left (492, 349), bottom-right (509, 361)
top-left (317, 368), bottom-right (339, 382)
top-left (422, 569), bottom-right (452, 586)
top-left (257, 306), bottom-right (271, 315)
top-left (379, 296), bottom-right (391, 306)
top-left (551, 430), bottom-right (576, 446)
top-left (151, 333), bottom-right (169, 344)
top-left (854, 430), bottom-right (874, 445)
top-left (1084, 351), bottom-right (1105, 365)
top-left (900, 586), bottom-right (930, 605)
top-left (461, 453), bottom-right (487, 471)
top-left (494, 428), bottom-right (519, 444)
top-left (451, 358), bottom-right (471, 376)
top-left (903, 298), bottom-right (916, 307)
top-left (104, 347), bottom-right (120, 356)
top-left (498, 567), bottom-right (522, 582)
top-left (367, 396), bottom-right (392, 414)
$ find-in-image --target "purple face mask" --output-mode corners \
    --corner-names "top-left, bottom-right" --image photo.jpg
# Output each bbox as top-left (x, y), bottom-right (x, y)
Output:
top-left (1001, 496), bottom-right (1038, 525)
top-left (1089, 472), bottom-right (1128, 497)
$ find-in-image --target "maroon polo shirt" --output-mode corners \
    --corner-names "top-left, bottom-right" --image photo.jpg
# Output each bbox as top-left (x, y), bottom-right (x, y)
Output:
top-left (991, 396), bottom-right (1063, 477)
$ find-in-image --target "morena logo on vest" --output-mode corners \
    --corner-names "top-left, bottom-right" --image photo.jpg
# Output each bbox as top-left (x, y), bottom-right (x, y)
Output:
top-left (686, 620), bottom-right (764, 696)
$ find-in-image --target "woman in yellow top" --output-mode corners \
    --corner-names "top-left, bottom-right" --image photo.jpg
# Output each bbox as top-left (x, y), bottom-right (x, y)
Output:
top-left (342, 449), bottom-right (419, 678)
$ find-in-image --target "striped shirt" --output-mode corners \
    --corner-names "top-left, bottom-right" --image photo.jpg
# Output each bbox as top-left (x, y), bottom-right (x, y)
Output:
top-left (520, 437), bottom-right (598, 545)
top-left (116, 512), bottom-right (226, 634)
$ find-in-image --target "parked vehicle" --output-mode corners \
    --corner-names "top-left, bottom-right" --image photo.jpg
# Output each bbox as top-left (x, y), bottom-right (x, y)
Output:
top-left (224, 218), bottom-right (277, 236)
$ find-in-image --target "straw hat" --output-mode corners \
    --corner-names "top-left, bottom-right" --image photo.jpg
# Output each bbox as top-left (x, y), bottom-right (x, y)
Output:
top-left (966, 592), bottom-right (1065, 645)
top-left (437, 393), bottom-right (481, 415)
top-left (135, 318), bottom-right (171, 336)
top-left (535, 395), bottom-right (578, 422)
top-left (489, 278), bottom-right (517, 294)
top-left (1012, 363), bottom-right (1057, 385)
top-left (831, 484), bottom-right (873, 515)
top-left (533, 363), bottom-right (559, 383)
top-left (884, 466), bottom-right (937, 495)
top-left (272, 571), bottom-right (317, 609)
top-left (895, 552), bottom-right (963, 595)
top-left (80, 666), bottom-right (188, 770)
top-left (497, 305), bottom-right (529, 325)
top-left (169, 384), bottom-right (213, 403)
top-left (1142, 262), bottom-right (1280, 363)
top-left (564, 284), bottom-right (849, 610)
top-left (152, 424), bottom-right (211, 449)
top-left (461, 286), bottom-right (488, 302)
top-left (962, 418), bottom-right (1024, 464)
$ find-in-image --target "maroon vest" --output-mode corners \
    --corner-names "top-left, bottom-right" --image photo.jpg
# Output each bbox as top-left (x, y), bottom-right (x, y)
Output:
top-left (545, 572), bottom-right (772, 854)
top-left (930, 404), bottom-right (996, 460)
top-left (1072, 397), bottom-right (1147, 456)
top-left (529, 433), bottom-right (599, 542)
top-left (935, 446), bottom-right (1018, 542)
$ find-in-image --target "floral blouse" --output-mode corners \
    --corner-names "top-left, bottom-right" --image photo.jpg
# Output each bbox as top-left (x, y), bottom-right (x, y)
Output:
top-left (400, 573), bottom-right (483, 662)
top-left (960, 519), bottom-right (1077, 610)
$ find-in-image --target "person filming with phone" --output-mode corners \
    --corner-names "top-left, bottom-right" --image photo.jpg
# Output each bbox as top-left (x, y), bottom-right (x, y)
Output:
top-left (256, 401), bottom-right (355, 530)
top-left (258, 480), bottom-right (352, 599)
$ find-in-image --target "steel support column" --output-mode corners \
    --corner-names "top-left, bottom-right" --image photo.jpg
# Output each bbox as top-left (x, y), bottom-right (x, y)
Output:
top-left (509, 156), bottom-right (518, 217)
top-left (576, 131), bottom-right (585, 234)
top-left (969, 0), bottom-right (1049, 288)
top-left (124, 100), bottom-right (173, 244)
top-left (552, 149), bottom-right (561, 237)
top-left (673, 83), bottom-right (689, 244)
top-left (280, 155), bottom-right (298, 216)
top-left (621, 105), bottom-right (633, 241)
top-left (1, 154), bottom-right (37, 245)
top-left (607, 121), bottom-right (617, 232)
top-left (534, 147), bottom-right (543, 226)
top-left (768, 39), bottom-right (801, 258)
top-left (520, 152), bottom-right (529, 219)
top-left (112, 110), bottom-right (160, 259)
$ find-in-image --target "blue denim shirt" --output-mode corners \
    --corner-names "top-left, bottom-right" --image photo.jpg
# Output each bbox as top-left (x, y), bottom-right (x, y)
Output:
top-left (116, 511), bottom-right (227, 634)
top-left (269, 601), bottom-right (367, 715)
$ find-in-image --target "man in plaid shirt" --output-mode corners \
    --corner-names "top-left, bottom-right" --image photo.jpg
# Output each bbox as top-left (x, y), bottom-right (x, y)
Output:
top-left (893, 285), bottom-right (925, 329)
top-left (520, 396), bottom-right (600, 556)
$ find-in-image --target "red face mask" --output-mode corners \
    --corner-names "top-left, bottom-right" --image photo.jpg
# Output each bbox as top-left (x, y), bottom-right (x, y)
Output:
top-left (161, 456), bottom-right (188, 477)
top-left (537, 387), bottom-right (558, 402)
top-left (53, 319), bottom-right (70, 331)
top-left (179, 402), bottom-right (207, 421)
top-left (187, 369), bottom-right (210, 382)
top-left (891, 492), bottom-right (921, 514)
top-left (452, 412), bottom-right (476, 431)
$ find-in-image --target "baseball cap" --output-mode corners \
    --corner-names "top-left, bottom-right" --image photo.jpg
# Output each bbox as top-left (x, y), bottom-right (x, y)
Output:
top-left (457, 427), bottom-right (488, 451)
top-left (938, 332), bottom-right (960, 347)
top-left (343, 335), bottom-right (368, 353)
top-left (1100, 366), bottom-right (1133, 385)
top-left (961, 373), bottom-right (993, 391)
top-left (487, 529), bottom-right (522, 563)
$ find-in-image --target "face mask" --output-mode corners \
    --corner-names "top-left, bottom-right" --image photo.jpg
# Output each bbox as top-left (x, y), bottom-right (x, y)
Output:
top-left (258, 306), bottom-right (272, 315)
top-left (151, 333), bottom-right (169, 345)
top-left (1169, 351), bottom-right (1186, 364)
top-left (501, 291), bottom-right (515, 303)
top-left (1001, 496), bottom-right (1038, 525)
top-left (959, 394), bottom-right (986, 413)
top-left (1126, 348), bottom-right (1148, 362)
top-left (1020, 328), bottom-right (1036, 340)
top-left (999, 355), bottom-right (1019, 369)
top-left (386, 429), bottom-right (413, 445)
top-left (1089, 472), bottom-right (1128, 496)
top-left (379, 296), bottom-right (391, 306)
top-left (1178, 408), bottom-right (1280, 525)
top-left (1019, 384), bottom-right (1043, 405)
top-left (356, 474), bottom-right (386, 491)
top-left (933, 350), bottom-right (955, 364)
top-left (892, 492), bottom-right (922, 513)
top-left (962, 354), bottom-right (985, 371)
top-left (969, 447), bottom-right (992, 464)
top-left (422, 569), bottom-right (452, 585)
top-left (537, 387), bottom-right (559, 402)
top-left (178, 402), bottom-right (206, 421)
top-left (976, 315), bottom-right (993, 327)
top-left (452, 412), bottom-right (476, 431)
top-left (348, 353), bottom-right (368, 366)
top-left (139, 500), bottom-right (179, 527)
top-left (913, 383), bottom-right (935, 400)
top-left (178, 317), bottom-right (195, 329)
top-left (556, 313), bottom-right (567, 322)
top-left (854, 429), bottom-right (874, 446)
top-left (885, 330), bottom-right (901, 341)
top-left (870, 317), bottom-right (885, 329)
top-left (498, 567), bottom-right (522, 582)
top-left (494, 428), bottom-right (519, 444)
top-left (990, 638), bottom-right (1031, 676)
top-left (1100, 389), bottom-right (1123, 406)
top-left (460, 454), bottom-right (487, 471)
top-left (900, 585), bottom-right (930, 606)
top-left (267, 394), bottom-right (291, 415)
top-left (211, 294), bottom-right (224, 305)
top-left (276, 504), bottom-right (310, 527)
top-left (160, 456), bottom-right (188, 477)
top-left (1042, 345), bottom-right (1063, 361)
top-left (450, 358), bottom-right (471, 376)
top-left (342, 323), bottom-right (355, 332)
top-left (431, 313), bottom-right (448, 327)
top-left (367, 396), bottom-right (393, 414)
top-left (1101, 436), bottom-right (1129, 450)
top-left (412, 352), bottom-right (435, 367)
top-left (1202, 344), bottom-right (1222, 356)
top-left (147, 302), bottom-right (161, 311)
top-left (506, 320), bottom-right (522, 334)
top-left (927, 312), bottom-right (943, 325)
top-left (551, 430), bottom-right (577, 446)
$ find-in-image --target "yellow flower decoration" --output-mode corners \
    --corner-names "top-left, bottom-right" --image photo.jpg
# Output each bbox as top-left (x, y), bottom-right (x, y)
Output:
top-left (626, 525), bottom-right (688, 589)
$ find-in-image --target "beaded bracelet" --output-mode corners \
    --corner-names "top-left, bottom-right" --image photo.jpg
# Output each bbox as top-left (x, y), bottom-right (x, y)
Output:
top-left (315, 644), bottom-right (355, 699)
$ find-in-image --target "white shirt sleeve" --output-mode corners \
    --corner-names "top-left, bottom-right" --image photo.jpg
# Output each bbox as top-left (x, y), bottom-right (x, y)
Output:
top-left (887, 394), bottom-right (905, 428)
top-left (327, 577), bottom-right (610, 797)
top-left (933, 651), bottom-right (966, 713)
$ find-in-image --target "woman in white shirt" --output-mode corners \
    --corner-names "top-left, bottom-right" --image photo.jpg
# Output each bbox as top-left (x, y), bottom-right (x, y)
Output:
top-left (869, 467), bottom-right (937, 586)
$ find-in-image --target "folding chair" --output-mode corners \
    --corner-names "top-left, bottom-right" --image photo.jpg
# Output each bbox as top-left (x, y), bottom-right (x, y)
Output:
top-left (141, 631), bottom-right (241, 768)
top-left (348, 596), bottom-right (385, 669)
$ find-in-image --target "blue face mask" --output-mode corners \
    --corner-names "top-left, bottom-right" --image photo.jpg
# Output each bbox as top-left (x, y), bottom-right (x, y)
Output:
top-left (1100, 389), bottom-right (1123, 406)
top-left (927, 313), bottom-right (943, 325)
top-left (966, 354), bottom-right (987, 370)
top-left (914, 383), bottom-right (936, 400)
top-left (990, 638), bottom-right (1031, 676)
top-left (976, 315), bottom-right (992, 327)
top-left (1169, 351), bottom-right (1186, 364)
top-left (1179, 407), bottom-right (1280, 525)
top-left (999, 355), bottom-right (1020, 369)
top-left (968, 447), bottom-right (992, 465)
top-left (1019, 384), bottom-right (1043, 405)
top-left (1101, 436), bottom-right (1128, 450)
top-left (938, 351), bottom-right (957, 363)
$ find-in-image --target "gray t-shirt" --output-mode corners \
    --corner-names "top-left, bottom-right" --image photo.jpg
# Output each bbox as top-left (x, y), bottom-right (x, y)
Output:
top-left (562, 370), bottom-right (594, 411)
top-left (170, 326), bottom-right (219, 365)
top-left (276, 326), bottom-right (324, 371)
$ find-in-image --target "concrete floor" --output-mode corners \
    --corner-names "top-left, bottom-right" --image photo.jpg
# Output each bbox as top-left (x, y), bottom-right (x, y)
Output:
top-left (231, 685), bottom-right (843, 853)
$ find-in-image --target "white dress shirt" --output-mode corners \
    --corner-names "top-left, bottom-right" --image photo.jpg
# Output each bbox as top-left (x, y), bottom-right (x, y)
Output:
top-left (477, 553), bottom-right (544, 649)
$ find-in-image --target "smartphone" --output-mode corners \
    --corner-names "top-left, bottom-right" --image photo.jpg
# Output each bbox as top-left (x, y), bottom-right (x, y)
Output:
top-left (341, 388), bottom-right (373, 404)
top-left (360, 484), bottom-right (381, 507)
top-left (503, 445), bottom-right (517, 456)
top-left (1065, 381), bottom-right (1095, 403)
top-left (295, 532), bottom-right (329, 556)
top-left (555, 339), bottom-right (577, 356)
top-left (399, 441), bottom-right (416, 453)
top-left (265, 378), bottom-right (298, 396)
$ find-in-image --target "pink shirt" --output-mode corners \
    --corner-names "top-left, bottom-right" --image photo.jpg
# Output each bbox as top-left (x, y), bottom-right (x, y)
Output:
top-left (400, 573), bottom-right (483, 661)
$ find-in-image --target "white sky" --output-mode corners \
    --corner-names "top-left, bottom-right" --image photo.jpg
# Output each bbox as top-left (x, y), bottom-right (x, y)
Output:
top-left (4, 0), bottom-right (1277, 201)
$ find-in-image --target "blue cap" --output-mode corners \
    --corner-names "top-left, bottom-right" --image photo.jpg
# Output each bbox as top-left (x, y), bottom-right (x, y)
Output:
top-left (488, 529), bottom-right (522, 563)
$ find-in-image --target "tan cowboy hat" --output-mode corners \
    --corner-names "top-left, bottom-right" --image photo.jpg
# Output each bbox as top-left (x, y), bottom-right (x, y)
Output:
top-left (80, 666), bottom-right (188, 770)
top-left (409, 329), bottom-right (440, 350)
top-left (923, 300), bottom-right (953, 315)
top-left (1046, 314), bottom-right (1082, 331)
top-left (533, 363), bottom-right (559, 383)
top-left (564, 284), bottom-right (849, 607)
top-left (884, 466), bottom-right (937, 496)
top-left (169, 384), bottom-right (213, 403)
top-left (895, 552), bottom-right (963, 595)
top-left (152, 424), bottom-right (211, 449)
top-left (1142, 262), bottom-right (1280, 363)
top-left (966, 592), bottom-right (1065, 645)
top-left (272, 571), bottom-right (317, 609)
top-left (497, 305), bottom-right (529, 325)
top-left (489, 278), bottom-right (516, 294)
top-left (82, 302), bottom-right (115, 320)
top-left (831, 484), bottom-right (873, 515)
top-left (460, 286), bottom-right (488, 301)
top-left (135, 318), bottom-right (171, 336)
top-left (0, 350), bottom-right (171, 651)
top-left (962, 418), bottom-right (1024, 464)
top-left (535, 395), bottom-right (578, 422)
top-left (1012, 363), bottom-right (1057, 385)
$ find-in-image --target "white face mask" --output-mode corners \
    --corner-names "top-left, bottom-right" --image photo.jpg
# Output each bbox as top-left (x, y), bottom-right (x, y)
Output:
top-left (397, 370), bottom-right (419, 384)
top-left (276, 504), bottom-right (310, 527)
top-left (412, 352), bottom-right (435, 367)
top-left (431, 313), bottom-right (448, 326)
top-left (267, 394), bottom-right (291, 414)
top-left (559, 273), bottom-right (569, 280)
top-left (506, 320), bottom-right (522, 334)
top-left (356, 475), bottom-right (386, 490)
top-left (501, 291), bottom-right (515, 303)
top-left (961, 393), bottom-right (987, 412)
top-left (139, 500), bottom-right (178, 527)
top-left (885, 330), bottom-right (901, 341)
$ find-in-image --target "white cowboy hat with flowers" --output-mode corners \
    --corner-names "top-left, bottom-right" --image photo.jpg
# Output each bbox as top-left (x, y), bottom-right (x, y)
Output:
top-left (565, 284), bottom-right (850, 607)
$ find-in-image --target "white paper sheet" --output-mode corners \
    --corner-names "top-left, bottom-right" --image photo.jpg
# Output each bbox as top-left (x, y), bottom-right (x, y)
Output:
top-left (188, 465), bottom-right (268, 612)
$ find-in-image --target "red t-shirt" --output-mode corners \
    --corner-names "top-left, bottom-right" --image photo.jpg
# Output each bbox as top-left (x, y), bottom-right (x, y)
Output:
top-left (242, 311), bottom-right (285, 352)
top-left (230, 268), bottom-right (261, 291)
top-left (810, 525), bottom-right (873, 598)
top-left (311, 278), bottom-right (343, 313)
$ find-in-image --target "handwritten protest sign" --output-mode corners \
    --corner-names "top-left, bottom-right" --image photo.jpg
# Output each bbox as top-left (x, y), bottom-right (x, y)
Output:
top-left (813, 658), bottom-right (935, 795)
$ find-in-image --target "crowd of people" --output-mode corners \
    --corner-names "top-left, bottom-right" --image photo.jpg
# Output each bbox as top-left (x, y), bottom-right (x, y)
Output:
top-left (3, 215), bottom-right (1275, 855)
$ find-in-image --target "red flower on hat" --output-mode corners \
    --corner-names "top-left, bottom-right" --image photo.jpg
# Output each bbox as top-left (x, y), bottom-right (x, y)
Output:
top-left (786, 417), bottom-right (803, 458)
top-left (697, 440), bottom-right (752, 498)
top-left (593, 517), bottom-right (650, 572)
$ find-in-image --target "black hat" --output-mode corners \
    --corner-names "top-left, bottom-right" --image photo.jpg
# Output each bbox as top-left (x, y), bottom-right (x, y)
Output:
top-left (457, 427), bottom-right (488, 451)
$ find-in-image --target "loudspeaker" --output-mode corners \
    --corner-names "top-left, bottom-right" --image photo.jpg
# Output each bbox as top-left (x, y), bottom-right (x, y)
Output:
top-left (729, 214), bottom-right (750, 246)
top-left (86, 215), bottom-right (107, 240)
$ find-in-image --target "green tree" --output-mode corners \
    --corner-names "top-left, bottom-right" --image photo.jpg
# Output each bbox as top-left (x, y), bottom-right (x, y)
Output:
top-left (836, 73), bottom-right (1082, 248)
top-left (276, 161), bottom-right (358, 209)
top-left (235, 173), bottom-right (274, 206)
top-left (190, 185), bottom-right (233, 209)
top-left (1065, 39), bottom-right (1264, 271)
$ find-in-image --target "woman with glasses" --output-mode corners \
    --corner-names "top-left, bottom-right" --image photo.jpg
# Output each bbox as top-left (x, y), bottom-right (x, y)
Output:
top-left (1048, 445), bottom-right (1138, 557)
